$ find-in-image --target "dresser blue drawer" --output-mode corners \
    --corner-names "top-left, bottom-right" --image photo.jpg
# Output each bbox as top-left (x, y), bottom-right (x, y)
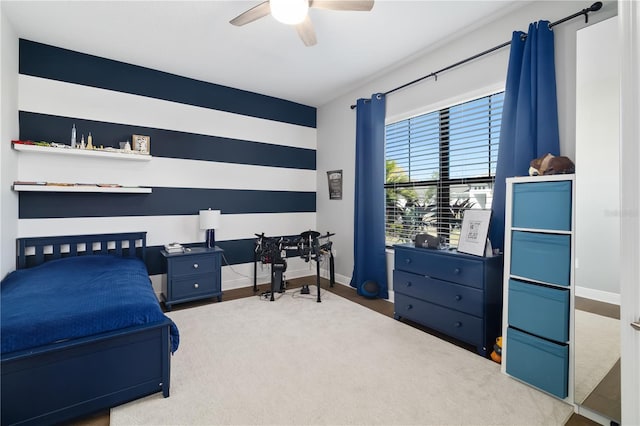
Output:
top-left (395, 294), bottom-right (483, 346)
top-left (510, 231), bottom-right (570, 286)
top-left (394, 270), bottom-right (483, 316)
top-left (171, 254), bottom-right (217, 276)
top-left (394, 247), bottom-right (484, 289)
top-left (506, 327), bottom-right (568, 398)
top-left (512, 181), bottom-right (572, 231)
top-left (508, 279), bottom-right (569, 342)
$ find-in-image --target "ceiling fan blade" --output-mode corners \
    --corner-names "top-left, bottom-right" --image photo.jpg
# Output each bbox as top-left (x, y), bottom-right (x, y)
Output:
top-left (309, 0), bottom-right (374, 11)
top-left (229, 1), bottom-right (271, 26)
top-left (295, 15), bottom-right (317, 47)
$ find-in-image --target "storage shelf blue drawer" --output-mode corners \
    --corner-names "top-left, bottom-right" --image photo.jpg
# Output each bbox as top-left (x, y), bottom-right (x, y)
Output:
top-left (506, 327), bottom-right (568, 398)
top-left (508, 279), bottom-right (569, 342)
top-left (512, 181), bottom-right (572, 231)
top-left (511, 231), bottom-right (570, 286)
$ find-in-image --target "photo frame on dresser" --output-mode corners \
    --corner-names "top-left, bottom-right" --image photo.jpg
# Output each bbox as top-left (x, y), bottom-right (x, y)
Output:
top-left (457, 209), bottom-right (492, 256)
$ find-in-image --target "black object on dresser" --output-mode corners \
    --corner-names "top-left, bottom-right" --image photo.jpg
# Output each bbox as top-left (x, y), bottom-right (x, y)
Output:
top-left (393, 244), bottom-right (503, 356)
top-left (161, 246), bottom-right (223, 310)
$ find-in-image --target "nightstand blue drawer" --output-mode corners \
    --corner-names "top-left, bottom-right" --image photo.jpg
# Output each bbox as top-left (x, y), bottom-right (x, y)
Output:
top-left (394, 270), bottom-right (483, 316)
top-left (506, 327), bottom-right (568, 399)
top-left (512, 181), bottom-right (572, 231)
top-left (508, 279), bottom-right (569, 342)
top-left (510, 231), bottom-right (570, 286)
top-left (395, 294), bottom-right (482, 346)
top-left (394, 247), bottom-right (484, 289)
top-left (172, 275), bottom-right (216, 300)
top-left (171, 254), bottom-right (216, 276)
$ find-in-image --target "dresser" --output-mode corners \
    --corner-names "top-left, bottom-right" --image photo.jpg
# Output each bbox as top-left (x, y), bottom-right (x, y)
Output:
top-left (502, 175), bottom-right (574, 401)
top-left (393, 244), bottom-right (503, 356)
top-left (161, 246), bottom-right (223, 310)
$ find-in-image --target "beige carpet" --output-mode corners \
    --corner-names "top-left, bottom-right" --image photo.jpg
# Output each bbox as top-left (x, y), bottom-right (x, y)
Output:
top-left (111, 289), bottom-right (574, 425)
top-left (574, 309), bottom-right (620, 404)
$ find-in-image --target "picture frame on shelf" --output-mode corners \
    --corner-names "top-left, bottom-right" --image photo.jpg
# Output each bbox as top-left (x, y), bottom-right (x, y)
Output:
top-left (457, 209), bottom-right (492, 257)
top-left (132, 135), bottom-right (150, 154)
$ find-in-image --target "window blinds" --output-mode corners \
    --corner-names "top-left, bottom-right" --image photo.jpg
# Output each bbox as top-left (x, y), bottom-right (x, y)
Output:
top-left (385, 92), bottom-right (504, 246)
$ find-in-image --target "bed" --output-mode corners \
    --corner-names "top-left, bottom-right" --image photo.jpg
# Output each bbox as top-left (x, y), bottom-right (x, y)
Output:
top-left (1, 232), bottom-right (179, 426)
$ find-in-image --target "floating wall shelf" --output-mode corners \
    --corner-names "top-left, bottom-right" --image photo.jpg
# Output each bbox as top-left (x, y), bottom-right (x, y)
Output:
top-left (12, 143), bottom-right (152, 161)
top-left (13, 184), bottom-right (152, 194)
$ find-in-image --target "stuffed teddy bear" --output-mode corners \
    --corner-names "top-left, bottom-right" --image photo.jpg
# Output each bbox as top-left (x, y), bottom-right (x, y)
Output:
top-left (529, 153), bottom-right (575, 176)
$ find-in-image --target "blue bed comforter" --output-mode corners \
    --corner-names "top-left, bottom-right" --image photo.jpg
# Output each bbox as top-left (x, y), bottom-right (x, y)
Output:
top-left (1, 255), bottom-right (179, 354)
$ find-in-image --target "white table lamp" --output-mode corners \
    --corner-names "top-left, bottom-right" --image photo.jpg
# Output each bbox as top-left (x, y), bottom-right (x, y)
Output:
top-left (199, 209), bottom-right (221, 248)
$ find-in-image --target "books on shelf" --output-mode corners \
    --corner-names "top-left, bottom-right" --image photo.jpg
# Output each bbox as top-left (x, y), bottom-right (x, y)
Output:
top-left (13, 181), bottom-right (126, 188)
top-left (164, 242), bottom-right (184, 253)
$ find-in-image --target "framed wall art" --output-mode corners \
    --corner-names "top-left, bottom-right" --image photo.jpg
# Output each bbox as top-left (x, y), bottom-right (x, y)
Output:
top-left (327, 170), bottom-right (343, 200)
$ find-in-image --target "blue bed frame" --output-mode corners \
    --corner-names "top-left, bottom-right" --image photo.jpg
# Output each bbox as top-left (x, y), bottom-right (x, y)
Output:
top-left (1, 232), bottom-right (172, 426)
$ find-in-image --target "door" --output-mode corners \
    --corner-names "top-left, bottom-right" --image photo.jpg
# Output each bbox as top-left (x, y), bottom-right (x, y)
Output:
top-left (619, 2), bottom-right (640, 425)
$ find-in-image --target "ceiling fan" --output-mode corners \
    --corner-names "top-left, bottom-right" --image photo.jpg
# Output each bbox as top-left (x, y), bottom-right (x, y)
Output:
top-left (229, 0), bottom-right (375, 47)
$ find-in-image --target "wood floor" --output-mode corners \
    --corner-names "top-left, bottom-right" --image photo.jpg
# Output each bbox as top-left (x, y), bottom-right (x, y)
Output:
top-left (74, 278), bottom-right (618, 426)
top-left (572, 297), bottom-right (621, 425)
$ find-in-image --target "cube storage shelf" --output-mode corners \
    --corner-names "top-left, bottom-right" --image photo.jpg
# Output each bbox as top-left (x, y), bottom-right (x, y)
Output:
top-left (502, 175), bottom-right (575, 401)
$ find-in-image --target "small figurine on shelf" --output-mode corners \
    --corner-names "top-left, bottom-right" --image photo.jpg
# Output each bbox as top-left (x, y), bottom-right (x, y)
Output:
top-left (71, 124), bottom-right (76, 148)
top-left (80, 134), bottom-right (85, 149)
top-left (87, 132), bottom-right (93, 149)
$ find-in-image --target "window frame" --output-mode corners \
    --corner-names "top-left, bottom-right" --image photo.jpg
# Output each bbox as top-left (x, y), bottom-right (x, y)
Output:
top-left (384, 91), bottom-right (504, 248)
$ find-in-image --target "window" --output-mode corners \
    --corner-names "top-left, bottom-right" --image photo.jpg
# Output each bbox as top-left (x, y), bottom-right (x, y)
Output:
top-left (385, 92), bottom-right (504, 247)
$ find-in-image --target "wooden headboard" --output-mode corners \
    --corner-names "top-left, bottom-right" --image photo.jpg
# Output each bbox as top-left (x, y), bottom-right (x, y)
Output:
top-left (16, 232), bottom-right (147, 269)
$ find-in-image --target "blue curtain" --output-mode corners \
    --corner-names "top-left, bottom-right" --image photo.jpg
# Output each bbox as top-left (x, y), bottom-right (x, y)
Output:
top-left (490, 21), bottom-right (560, 252)
top-left (350, 93), bottom-right (388, 299)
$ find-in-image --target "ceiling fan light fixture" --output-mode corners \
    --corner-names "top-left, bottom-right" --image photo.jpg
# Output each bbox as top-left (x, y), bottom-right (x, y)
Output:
top-left (270, 0), bottom-right (309, 25)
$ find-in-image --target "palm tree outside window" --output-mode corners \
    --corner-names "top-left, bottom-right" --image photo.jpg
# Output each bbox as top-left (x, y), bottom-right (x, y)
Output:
top-left (385, 92), bottom-right (504, 248)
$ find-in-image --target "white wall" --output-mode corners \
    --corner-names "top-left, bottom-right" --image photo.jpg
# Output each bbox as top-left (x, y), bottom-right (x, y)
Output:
top-left (575, 16), bottom-right (620, 303)
top-left (0, 5), bottom-right (19, 278)
top-left (316, 0), bottom-right (618, 287)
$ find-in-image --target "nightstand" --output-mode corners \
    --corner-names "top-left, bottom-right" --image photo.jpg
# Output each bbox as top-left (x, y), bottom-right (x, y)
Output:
top-left (161, 246), bottom-right (223, 310)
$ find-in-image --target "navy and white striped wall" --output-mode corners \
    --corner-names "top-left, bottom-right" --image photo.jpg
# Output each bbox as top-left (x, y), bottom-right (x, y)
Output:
top-left (16, 39), bottom-right (318, 290)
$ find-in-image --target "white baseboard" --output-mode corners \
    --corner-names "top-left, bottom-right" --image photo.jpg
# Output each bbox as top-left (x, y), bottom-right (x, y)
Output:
top-left (151, 268), bottom-right (396, 303)
top-left (575, 403), bottom-right (616, 425)
top-left (319, 270), bottom-right (395, 303)
top-left (149, 268), bottom-right (312, 301)
top-left (575, 285), bottom-right (620, 305)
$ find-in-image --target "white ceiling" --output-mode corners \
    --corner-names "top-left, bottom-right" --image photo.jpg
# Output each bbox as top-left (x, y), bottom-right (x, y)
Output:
top-left (2, 0), bottom-right (527, 107)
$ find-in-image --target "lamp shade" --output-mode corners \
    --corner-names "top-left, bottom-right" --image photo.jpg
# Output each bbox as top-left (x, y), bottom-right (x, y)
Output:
top-left (199, 209), bottom-right (221, 230)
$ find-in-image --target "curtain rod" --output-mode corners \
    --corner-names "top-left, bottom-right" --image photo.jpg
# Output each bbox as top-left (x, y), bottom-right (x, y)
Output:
top-left (350, 1), bottom-right (603, 109)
